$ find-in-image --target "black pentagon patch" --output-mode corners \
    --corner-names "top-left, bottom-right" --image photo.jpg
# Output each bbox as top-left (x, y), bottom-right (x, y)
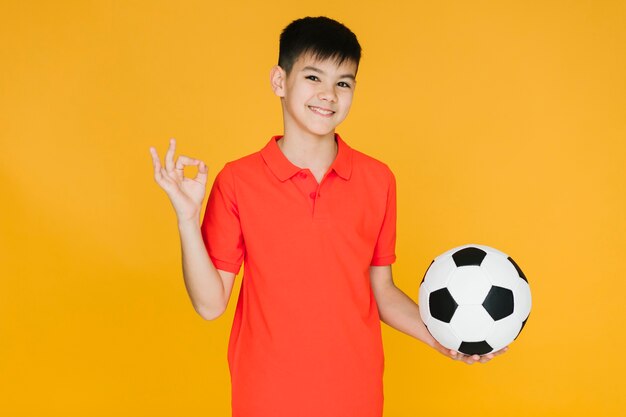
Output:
top-left (483, 286), bottom-right (514, 320)
top-left (459, 341), bottom-right (493, 355)
top-left (483, 285), bottom-right (514, 320)
top-left (452, 247), bottom-right (487, 267)
top-left (429, 288), bottom-right (458, 323)
top-left (421, 260), bottom-right (434, 285)
top-left (507, 256), bottom-right (528, 282)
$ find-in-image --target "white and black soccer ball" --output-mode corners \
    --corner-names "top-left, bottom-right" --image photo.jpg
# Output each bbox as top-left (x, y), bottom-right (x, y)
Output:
top-left (418, 244), bottom-right (531, 356)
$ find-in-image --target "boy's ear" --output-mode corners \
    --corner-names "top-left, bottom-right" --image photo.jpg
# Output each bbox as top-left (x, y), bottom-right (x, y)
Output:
top-left (270, 65), bottom-right (287, 97)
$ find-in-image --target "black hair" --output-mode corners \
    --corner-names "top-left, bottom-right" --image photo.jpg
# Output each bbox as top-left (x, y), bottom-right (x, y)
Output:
top-left (278, 16), bottom-right (362, 76)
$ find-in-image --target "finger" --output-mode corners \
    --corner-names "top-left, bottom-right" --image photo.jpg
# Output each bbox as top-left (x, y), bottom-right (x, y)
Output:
top-left (480, 354), bottom-right (494, 364)
top-left (158, 167), bottom-right (172, 188)
top-left (449, 350), bottom-right (463, 361)
top-left (468, 355), bottom-right (480, 365)
top-left (152, 160), bottom-right (177, 193)
top-left (194, 160), bottom-right (209, 184)
top-left (165, 138), bottom-right (176, 174)
top-left (149, 145), bottom-right (180, 191)
top-left (150, 147), bottom-right (178, 191)
top-left (459, 354), bottom-right (470, 364)
top-left (150, 147), bottom-right (164, 181)
top-left (150, 146), bottom-right (161, 169)
top-left (494, 346), bottom-right (509, 356)
top-left (175, 155), bottom-right (200, 171)
top-left (174, 155), bottom-right (201, 182)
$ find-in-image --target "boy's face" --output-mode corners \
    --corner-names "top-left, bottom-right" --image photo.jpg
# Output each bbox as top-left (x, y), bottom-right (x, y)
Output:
top-left (271, 53), bottom-right (357, 139)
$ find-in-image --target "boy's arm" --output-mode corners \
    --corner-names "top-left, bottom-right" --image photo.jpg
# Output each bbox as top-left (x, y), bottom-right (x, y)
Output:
top-left (369, 265), bottom-right (506, 365)
top-left (178, 218), bottom-right (236, 320)
top-left (150, 139), bottom-right (237, 320)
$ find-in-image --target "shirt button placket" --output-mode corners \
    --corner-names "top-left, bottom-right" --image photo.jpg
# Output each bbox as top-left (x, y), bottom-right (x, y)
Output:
top-left (310, 189), bottom-right (318, 217)
top-left (295, 170), bottom-right (316, 216)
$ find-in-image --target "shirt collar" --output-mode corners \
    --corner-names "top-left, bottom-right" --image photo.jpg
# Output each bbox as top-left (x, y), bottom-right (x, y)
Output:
top-left (260, 133), bottom-right (353, 182)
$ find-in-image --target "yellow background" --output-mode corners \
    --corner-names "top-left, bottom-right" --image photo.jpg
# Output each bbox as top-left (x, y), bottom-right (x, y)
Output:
top-left (1, 1), bottom-right (624, 416)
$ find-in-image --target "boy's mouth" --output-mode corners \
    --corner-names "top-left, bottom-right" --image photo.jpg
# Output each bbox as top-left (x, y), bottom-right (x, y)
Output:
top-left (308, 106), bottom-right (335, 117)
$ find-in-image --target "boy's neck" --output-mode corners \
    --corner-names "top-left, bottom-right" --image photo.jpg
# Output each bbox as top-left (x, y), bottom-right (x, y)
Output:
top-left (277, 130), bottom-right (338, 175)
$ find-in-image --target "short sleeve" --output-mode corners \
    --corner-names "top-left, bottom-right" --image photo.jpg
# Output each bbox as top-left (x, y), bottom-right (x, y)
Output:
top-left (370, 167), bottom-right (397, 266)
top-left (200, 163), bottom-right (245, 274)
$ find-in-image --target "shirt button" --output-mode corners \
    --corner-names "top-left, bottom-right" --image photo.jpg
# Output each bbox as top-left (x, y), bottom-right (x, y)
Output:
top-left (309, 192), bottom-right (317, 199)
top-left (299, 172), bottom-right (307, 179)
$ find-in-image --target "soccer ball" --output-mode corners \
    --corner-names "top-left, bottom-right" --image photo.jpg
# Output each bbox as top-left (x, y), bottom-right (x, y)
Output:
top-left (418, 244), bottom-right (531, 356)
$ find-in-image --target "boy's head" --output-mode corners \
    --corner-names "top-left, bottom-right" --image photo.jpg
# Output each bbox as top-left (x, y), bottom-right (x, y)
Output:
top-left (271, 17), bottom-right (362, 139)
top-left (278, 16), bottom-right (362, 77)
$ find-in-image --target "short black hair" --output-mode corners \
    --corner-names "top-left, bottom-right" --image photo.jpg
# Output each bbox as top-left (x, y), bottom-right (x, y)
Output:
top-left (278, 16), bottom-right (362, 76)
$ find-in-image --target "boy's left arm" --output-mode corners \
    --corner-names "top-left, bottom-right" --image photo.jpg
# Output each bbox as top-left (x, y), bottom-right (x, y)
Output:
top-left (369, 265), bottom-right (508, 365)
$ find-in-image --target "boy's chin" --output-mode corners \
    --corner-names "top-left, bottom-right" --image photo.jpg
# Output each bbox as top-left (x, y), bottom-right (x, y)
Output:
top-left (292, 123), bottom-right (340, 138)
top-left (309, 127), bottom-right (340, 138)
top-left (308, 120), bottom-right (345, 137)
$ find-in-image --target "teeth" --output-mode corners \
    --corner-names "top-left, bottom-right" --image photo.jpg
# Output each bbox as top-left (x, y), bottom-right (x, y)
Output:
top-left (310, 106), bottom-right (333, 115)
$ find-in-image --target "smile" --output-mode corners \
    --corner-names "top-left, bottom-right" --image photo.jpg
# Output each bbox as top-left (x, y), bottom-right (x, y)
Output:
top-left (308, 106), bottom-right (335, 117)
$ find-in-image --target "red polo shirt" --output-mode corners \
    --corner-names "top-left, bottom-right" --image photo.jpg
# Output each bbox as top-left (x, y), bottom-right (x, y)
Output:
top-left (200, 133), bottom-right (397, 417)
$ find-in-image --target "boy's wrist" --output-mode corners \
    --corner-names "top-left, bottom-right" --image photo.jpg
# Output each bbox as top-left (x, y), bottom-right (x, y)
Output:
top-left (419, 324), bottom-right (437, 349)
top-left (177, 217), bottom-right (200, 232)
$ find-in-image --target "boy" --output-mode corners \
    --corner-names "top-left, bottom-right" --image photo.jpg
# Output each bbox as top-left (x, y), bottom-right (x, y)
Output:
top-left (149, 16), bottom-right (506, 417)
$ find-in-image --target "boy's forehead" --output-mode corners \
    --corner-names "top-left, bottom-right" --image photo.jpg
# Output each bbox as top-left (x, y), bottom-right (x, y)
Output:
top-left (293, 53), bottom-right (358, 75)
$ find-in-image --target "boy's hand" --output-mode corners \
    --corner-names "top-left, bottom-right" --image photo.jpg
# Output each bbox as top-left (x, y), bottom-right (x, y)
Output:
top-left (433, 340), bottom-right (508, 365)
top-left (149, 138), bottom-right (208, 224)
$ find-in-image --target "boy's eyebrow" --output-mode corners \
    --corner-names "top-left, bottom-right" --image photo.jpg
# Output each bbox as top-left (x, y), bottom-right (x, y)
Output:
top-left (301, 65), bottom-right (356, 81)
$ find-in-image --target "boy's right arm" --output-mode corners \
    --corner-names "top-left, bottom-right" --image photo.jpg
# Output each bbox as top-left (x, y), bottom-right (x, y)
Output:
top-left (150, 138), bottom-right (234, 320)
top-left (178, 218), bottom-right (236, 320)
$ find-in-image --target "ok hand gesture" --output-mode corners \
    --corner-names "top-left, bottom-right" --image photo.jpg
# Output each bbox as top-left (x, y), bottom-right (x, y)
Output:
top-left (149, 138), bottom-right (208, 224)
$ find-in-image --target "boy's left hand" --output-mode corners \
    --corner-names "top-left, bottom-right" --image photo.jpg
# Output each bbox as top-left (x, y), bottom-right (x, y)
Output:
top-left (433, 341), bottom-right (508, 364)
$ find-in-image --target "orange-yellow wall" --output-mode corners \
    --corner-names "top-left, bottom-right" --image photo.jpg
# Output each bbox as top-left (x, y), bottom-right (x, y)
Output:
top-left (1, 1), bottom-right (624, 416)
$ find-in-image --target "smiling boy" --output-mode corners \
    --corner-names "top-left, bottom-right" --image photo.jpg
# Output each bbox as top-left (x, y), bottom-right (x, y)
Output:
top-left (150, 16), bottom-right (505, 417)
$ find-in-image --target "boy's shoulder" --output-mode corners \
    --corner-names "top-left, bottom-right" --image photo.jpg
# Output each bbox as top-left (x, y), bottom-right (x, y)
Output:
top-left (350, 146), bottom-right (393, 174)
top-left (224, 149), bottom-right (261, 166)
top-left (218, 147), bottom-right (264, 178)
top-left (348, 145), bottom-right (396, 186)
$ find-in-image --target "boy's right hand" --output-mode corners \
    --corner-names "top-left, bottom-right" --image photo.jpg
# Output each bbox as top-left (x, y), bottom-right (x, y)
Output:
top-left (149, 138), bottom-right (208, 224)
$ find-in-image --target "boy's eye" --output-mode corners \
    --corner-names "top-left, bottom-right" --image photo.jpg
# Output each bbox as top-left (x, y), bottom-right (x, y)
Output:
top-left (338, 81), bottom-right (351, 88)
top-left (305, 75), bottom-right (320, 81)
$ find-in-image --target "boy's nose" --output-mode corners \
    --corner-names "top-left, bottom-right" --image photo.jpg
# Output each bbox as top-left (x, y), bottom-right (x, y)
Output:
top-left (317, 87), bottom-right (337, 102)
